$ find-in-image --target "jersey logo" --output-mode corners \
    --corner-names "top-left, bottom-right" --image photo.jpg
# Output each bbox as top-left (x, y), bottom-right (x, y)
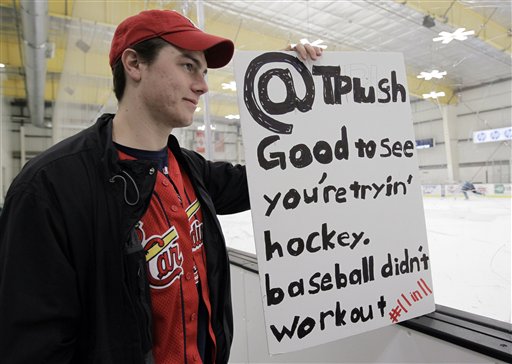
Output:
top-left (190, 220), bottom-right (203, 252)
top-left (137, 222), bottom-right (183, 289)
top-left (186, 200), bottom-right (204, 251)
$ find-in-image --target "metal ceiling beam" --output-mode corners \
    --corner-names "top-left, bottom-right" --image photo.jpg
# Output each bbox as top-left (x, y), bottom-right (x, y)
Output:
top-left (397, 0), bottom-right (511, 54)
top-left (19, 0), bottom-right (48, 127)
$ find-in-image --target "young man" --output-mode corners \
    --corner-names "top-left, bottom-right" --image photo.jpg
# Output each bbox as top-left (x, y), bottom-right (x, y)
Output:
top-left (460, 180), bottom-right (483, 200)
top-left (0, 9), bottom-right (321, 364)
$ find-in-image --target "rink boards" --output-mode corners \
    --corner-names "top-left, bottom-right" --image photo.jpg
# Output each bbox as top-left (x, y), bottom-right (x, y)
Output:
top-left (421, 183), bottom-right (511, 198)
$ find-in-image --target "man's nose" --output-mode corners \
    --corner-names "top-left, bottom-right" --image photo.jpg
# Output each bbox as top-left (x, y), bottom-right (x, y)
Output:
top-left (194, 76), bottom-right (209, 95)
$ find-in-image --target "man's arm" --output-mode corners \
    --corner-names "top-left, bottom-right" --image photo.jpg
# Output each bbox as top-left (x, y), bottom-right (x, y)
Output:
top-left (0, 188), bottom-right (79, 363)
top-left (204, 160), bottom-right (250, 215)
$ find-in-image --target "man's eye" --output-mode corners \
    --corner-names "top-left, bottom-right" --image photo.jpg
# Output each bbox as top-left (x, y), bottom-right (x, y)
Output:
top-left (184, 63), bottom-right (194, 71)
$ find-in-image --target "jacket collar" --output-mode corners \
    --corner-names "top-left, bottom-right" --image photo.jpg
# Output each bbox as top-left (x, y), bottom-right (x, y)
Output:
top-left (95, 113), bottom-right (182, 170)
top-left (93, 113), bottom-right (192, 182)
top-left (94, 113), bottom-right (122, 177)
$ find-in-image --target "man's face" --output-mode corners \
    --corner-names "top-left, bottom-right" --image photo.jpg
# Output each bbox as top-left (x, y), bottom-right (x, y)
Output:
top-left (138, 43), bottom-right (208, 129)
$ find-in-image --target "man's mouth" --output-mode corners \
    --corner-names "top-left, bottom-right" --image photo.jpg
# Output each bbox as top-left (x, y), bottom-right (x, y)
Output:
top-left (184, 98), bottom-right (198, 106)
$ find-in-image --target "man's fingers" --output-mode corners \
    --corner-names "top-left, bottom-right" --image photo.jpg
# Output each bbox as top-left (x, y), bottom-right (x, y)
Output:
top-left (294, 43), bottom-right (309, 60)
top-left (304, 43), bottom-right (323, 60)
top-left (287, 43), bottom-right (323, 61)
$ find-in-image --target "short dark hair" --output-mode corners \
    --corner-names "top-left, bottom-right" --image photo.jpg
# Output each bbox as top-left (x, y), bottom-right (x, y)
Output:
top-left (112, 37), bottom-right (170, 101)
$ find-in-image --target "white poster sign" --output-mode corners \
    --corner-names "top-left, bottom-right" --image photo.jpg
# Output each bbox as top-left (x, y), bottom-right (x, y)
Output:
top-left (234, 51), bottom-right (435, 354)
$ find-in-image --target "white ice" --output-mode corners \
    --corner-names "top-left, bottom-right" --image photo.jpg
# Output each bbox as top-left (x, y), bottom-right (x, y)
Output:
top-left (219, 196), bottom-right (511, 324)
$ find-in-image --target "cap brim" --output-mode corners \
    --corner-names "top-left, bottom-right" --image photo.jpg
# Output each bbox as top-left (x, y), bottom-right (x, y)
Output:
top-left (162, 31), bottom-right (234, 68)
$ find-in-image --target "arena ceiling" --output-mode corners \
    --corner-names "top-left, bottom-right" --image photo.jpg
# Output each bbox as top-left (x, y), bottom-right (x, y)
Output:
top-left (0, 0), bottom-right (510, 129)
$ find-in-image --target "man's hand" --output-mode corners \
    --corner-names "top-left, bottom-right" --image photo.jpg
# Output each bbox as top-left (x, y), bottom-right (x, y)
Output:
top-left (285, 43), bottom-right (323, 61)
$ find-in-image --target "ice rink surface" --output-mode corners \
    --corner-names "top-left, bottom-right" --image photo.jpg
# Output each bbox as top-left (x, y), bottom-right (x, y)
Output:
top-left (219, 196), bottom-right (511, 324)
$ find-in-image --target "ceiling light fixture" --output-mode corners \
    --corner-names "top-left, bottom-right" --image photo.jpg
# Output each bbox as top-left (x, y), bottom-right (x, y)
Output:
top-left (225, 114), bottom-right (240, 120)
top-left (422, 91), bottom-right (446, 99)
top-left (221, 81), bottom-right (236, 91)
top-left (290, 38), bottom-right (328, 50)
top-left (433, 28), bottom-right (475, 44)
top-left (417, 70), bottom-right (447, 80)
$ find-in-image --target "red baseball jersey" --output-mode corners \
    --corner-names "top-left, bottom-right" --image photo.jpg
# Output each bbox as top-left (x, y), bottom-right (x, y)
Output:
top-left (118, 148), bottom-right (216, 364)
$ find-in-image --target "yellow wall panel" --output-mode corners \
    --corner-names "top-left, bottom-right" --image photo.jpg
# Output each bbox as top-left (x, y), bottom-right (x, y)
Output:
top-left (49, 0), bottom-right (74, 16)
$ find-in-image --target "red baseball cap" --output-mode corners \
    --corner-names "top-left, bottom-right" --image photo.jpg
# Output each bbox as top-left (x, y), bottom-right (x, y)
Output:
top-left (109, 9), bottom-right (234, 68)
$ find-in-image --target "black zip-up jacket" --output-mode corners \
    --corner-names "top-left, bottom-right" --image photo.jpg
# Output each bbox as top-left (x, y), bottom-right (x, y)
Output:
top-left (0, 114), bottom-right (250, 364)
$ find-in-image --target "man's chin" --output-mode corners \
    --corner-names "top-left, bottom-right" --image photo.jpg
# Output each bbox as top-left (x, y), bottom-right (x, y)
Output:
top-left (171, 117), bottom-right (194, 129)
top-left (184, 118), bottom-right (195, 128)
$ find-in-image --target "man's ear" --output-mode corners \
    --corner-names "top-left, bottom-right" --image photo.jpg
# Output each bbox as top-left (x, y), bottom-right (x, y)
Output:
top-left (121, 48), bottom-right (142, 82)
